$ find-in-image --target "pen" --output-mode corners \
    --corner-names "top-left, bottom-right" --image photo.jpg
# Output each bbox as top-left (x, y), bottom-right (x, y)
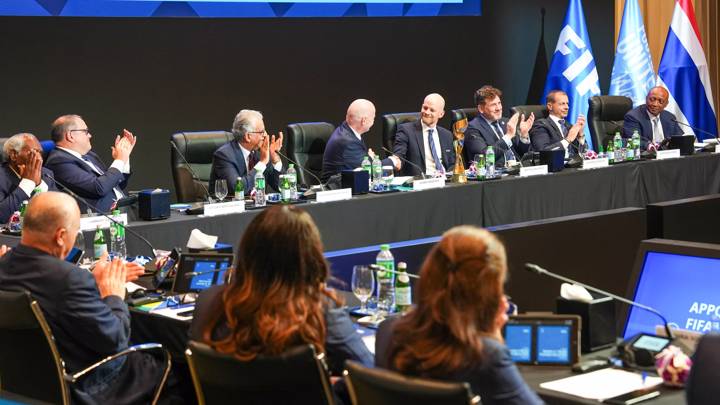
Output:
top-left (641, 371), bottom-right (647, 385)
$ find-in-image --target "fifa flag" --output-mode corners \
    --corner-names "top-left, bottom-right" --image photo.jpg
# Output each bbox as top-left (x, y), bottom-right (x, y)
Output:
top-left (609, 0), bottom-right (655, 107)
top-left (542, 0), bottom-right (600, 151)
top-left (657, 0), bottom-right (717, 140)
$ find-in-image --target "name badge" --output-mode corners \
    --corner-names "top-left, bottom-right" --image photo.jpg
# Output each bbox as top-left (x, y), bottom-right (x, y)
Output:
top-left (715, 145), bottom-right (720, 154)
top-left (316, 188), bottom-right (352, 203)
top-left (203, 201), bottom-right (245, 216)
top-left (80, 213), bottom-right (128, 231)
top-left (581, 158), bottom-right (609, 170)
top-left (413, 177), bottom-right (446, 191)
top-left (519, 165), bottom-right (549, 177)
top-left (656, 149), bottom-right (681, 160)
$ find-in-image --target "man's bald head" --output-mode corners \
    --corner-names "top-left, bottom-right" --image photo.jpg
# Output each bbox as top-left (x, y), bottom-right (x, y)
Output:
top-left (646, 87), bottom-right (670, 116)
top-left (346, 99), bottom-right (376, 134)
top-left (22, 192), bottom-right (81, 257)
top-left (420, 93), bottom-right (446, 127)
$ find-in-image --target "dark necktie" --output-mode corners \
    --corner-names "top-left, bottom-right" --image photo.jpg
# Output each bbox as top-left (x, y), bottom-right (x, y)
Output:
top-left (427, 129), bottom-right (443, 173)
top-left (558, 119), bottom-right (569, 137)
top-left (492, 121), bottom-right (504, 140)
top-left (247, 151), bottom-right (258, 172)
top-left (82, 155), bottom-right (104, 175)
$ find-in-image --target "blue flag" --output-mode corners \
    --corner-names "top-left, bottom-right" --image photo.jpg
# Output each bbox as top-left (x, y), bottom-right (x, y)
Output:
top-left (609, 0), bottom-right (655, 106)
top-left (542, 0), bottom-right (601, 151)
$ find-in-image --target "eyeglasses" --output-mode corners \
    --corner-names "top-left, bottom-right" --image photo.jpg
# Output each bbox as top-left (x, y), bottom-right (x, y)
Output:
top-left (247, 129), bottom-right (267, 136)
top-left (70, 128), bottom-right (91, 136)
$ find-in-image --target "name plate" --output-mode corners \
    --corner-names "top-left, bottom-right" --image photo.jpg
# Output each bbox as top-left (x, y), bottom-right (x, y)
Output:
top-left (519, 165), bottom-right (549, 177)
top-left (715, 145), bottom-right (720, 154)
top-left (581, 158), bottom-right (609, 170)
top-left (656, 149), bottom-right (681, 160)
top-left (203, 200), bottom-right (245, 216)
top-left (316, 188), bottom-right (352, 203)
top-left (80, 213), bottom-right (128, 232)
top-left (413, 177), bottom-right (446, 191)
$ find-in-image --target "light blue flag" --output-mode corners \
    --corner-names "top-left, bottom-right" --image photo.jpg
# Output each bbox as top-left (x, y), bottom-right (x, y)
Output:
top-left (609, 0), bottom-right (655, 106)
top-left (542, 0), bottom-right (601, 151)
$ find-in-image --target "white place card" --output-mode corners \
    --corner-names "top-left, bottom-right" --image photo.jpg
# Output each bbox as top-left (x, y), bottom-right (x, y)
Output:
top-left (80, 213), bottom-right (128, 232)
top-left (581, 158), bottom-right (609, 170)
top-left (656, 149), bottom-right (681, 160)
top-left (519, 165), bottom-right (549, 177)
top-left (203, 200), bottom-right (245, 216)
top-left (316, 188), bottom-right (352, 203)
top-left (715, 145), bottom-right (720, 154)
top-left (413, 177), bottom-right (446, 191)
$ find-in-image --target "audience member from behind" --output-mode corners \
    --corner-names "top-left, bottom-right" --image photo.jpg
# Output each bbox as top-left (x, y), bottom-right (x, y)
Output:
top-left (189, 205), bottom-right (373, 375)
top-left (375, 226), bottom-right (543, 404)
top-left (0, 192), bottom-right (165, 404)
top-left (0, 133), bottom-right (57, 223)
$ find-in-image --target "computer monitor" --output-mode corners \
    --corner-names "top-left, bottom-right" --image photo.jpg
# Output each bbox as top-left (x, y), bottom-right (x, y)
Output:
top-left (623, 239), bottom-right (720, 339)
top-left (172, 253), bottom-right (233, 294)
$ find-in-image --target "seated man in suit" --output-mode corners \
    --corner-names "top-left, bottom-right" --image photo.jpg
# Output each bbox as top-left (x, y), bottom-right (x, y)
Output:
top-left (623, 86), bottom-right (682, 150)
top-left (45, 114), bottom-right (134, 213)
top-left (0, 192), bottom-right (165, 404)
top-left (463, 85), bottom-right (534, 167)
top-left (530, 89), bottom-right (587, 158)
top-left (0, 133), bottom-right (57, 223)
top-left (392, 93), bottom-right (455, 177)
top-left (322, 99), bottom-right (391, 183)
top-left (209, 109), bottom-right (283, 197)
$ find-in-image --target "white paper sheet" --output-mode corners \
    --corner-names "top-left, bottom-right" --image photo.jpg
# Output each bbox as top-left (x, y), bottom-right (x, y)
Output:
top-left (539, 368), bottom-right (662, 401)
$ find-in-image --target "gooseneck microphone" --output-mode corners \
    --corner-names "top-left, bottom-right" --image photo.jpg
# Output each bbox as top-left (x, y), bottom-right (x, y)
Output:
top-left (671, 118), bottom-right (719, 141)
top-left (369, 264), bottom-right (420, 279)
top-left (274, 149), bottom-right (326, 191)
top-left (381, 147), bottom-right (428, 180)
top-left (169, 141), bottom-right (212, 202)
top-left (53, 178), bottom-right (158, 258)
top-left (524, 263), bottom-right (674, 340)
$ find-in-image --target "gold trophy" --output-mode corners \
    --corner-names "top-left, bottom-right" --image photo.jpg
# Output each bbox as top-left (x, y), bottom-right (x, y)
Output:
top-left (452, 117), bottom-right (468, 183)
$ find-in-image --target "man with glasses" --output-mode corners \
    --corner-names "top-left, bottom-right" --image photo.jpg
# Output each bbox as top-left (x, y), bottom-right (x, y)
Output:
top-left (209, 109), bottom-right (283, 197)
top-left (45, 114), bottom-right (134, 213)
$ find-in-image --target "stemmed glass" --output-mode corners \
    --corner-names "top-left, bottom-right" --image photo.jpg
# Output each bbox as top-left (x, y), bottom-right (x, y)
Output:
top-left (351, 265), bottom-right (375, 315)
top-left (214, 179), bottom-right (228, 202)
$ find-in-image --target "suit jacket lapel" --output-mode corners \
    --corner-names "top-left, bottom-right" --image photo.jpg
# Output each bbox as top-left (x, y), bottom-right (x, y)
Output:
top-left (414, 121), bottom-right (427, 164)
top-left (547, 119), bottom-right (564, 142)
top-left (231, 142), bottom-right (248, 174)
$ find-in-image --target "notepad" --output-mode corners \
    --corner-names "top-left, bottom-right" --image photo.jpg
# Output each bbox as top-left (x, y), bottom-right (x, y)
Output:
top-left (539, 368), bottom-right (662, 401)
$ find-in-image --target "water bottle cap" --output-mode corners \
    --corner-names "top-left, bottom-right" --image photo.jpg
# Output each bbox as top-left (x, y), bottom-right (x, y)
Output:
top-left (288, 163), bottom-right (294, 168)
top-left (112, 209), bottom-right (120, 215)
top-left (380, 244), bottom-right (390, 250)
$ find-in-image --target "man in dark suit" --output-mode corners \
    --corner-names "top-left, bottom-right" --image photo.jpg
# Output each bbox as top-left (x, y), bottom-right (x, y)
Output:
top-left (45, 114), bottom-right (134, 213)
top-left (687, 333), bottom-right (720, 405)
top-left (623, 86), bottom-right (683, 150)
top-left (463, 85), bottom-right (534, 167)
top-left (392, 93), bottom-right (455, 177)
top-left (0, 192), bottom-right (163, 404)
top-left (0, 133), bottom-right (57, 223)
top-left (530, 90), bottom-right (587, 158)
top-left (322, 99), bottom-right (391, 183)
top-left (209, 109), bottom-right (283, 196)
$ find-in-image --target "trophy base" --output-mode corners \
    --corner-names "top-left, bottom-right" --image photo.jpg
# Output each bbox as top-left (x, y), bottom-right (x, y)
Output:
top-left (452, 173), bottom-right (467, 183)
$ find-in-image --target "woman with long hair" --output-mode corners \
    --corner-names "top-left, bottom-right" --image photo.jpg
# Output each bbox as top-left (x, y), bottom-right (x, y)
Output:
top-left (189, 205), bottom-right (372, 374)
top-left (375, 225), bottom-right (542, 404)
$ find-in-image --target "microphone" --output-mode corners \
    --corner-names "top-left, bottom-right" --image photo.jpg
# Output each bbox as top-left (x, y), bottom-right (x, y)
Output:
top-left (53, 178), bottom-right (158, 258)
top-left (368, 264), bottom-right (420, 279)
top-left (273, 149), bottom-right (326, 192)
top-left (169, 141), bottom-right (212, 202)
top-left (524, 263), bottom-right (674, 340)
top-left (381, 147), bottom-right (428, 180)
top-left (671, 118), bottom-right (719, 141)
top-left (184, 268), bottom-right (229, 278)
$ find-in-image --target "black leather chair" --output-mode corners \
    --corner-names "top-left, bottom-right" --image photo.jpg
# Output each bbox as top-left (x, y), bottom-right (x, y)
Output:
top-left (511, 104), bottom-right (548, 120)
top-left (186, 341), bottom-right (335, 405)
top-left (286, 122), bottom-right (335, 186)
top-left (343, 360), bottom-right (479, 405)
top-left (170, 131), bottom-right (233, 202)
top-left (0, 290), bottom-right (171, 405)
top-left (382, 112), bottom-right (420, 153)
top-left (450, 108), bottom-right (480, 129)
top-left (588, 95), bottom-right (633, 150)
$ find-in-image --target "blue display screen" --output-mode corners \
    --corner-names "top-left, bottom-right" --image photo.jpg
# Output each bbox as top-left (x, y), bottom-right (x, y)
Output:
top-left (624, 251), bottom-right (720, 338)
top-left (0, 1), bottom-right (481, 17)
top-left (536, 325), bottom-right (570, 364)
top-left (505, 324), bottom-right (532, 362)
top-left (189, 260), bottom-right (229, 291)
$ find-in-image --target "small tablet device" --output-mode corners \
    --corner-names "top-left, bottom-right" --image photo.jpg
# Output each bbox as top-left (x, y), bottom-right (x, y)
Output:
top-left (153, 248), bottom-right (181, 289)
top-left (171, 253), bottom-right (233, 294)
top-left (503, 314), bottom-right (581, 366)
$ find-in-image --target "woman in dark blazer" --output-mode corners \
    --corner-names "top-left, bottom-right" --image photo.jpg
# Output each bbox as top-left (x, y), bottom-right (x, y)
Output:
top-left (375, 226), bottom-right (543, 405)
top-left (189, 205), bottom-right (372, 375)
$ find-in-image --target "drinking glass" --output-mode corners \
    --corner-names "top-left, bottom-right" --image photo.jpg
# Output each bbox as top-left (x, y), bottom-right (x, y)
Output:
top-left (504, 149), bottom-right (517, 168)
top-left (214, 179), bottom-right (228, 202)
top-left (74, 231), bottom-right (91, 265)
top-left (381, 166), bottom-right (394, 190)
top-left (351, 265), bottom-right (375, 315)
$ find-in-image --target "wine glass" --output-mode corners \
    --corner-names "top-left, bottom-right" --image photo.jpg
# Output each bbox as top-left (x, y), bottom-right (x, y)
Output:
top-left (351, 265), bottom-right (375, 315)
top-left (214, 179), bottom-right (228, 202)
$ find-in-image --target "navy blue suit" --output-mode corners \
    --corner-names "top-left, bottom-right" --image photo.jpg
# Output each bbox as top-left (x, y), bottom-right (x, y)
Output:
top-left (321, 122), bottom-right (391, 183)
top-left (463, 116), bottom-right (532, 167)
top-left (393, 120), bottom-right (455, 177)
top-left (45, 149), bottom-right (129, 213)
top-left (530, 117), bottom-right (587, 157)
top-left (0, 163), bottom-right (57, 223)
top-left (209, 140), bottom-right (280, 196)
top-left (623, 105), bottom-right (683, 149)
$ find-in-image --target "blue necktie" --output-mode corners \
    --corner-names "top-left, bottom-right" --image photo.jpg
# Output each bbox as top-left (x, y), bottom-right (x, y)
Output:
top-left (558, 119), bottom-right (569, 137)
top-left (492, 121), bottom-right (504, 140)
top-left (427, 129), bottom-right (443, 172)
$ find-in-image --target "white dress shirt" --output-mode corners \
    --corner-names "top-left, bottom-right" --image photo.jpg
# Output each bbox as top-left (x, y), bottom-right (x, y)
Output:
top-left (647, 110), bottom-right (665, 144)
top-left (549, 115), bottom-right (571, 158)
top-left (421, 122), bottom-right (443, 176)
top-left (10, 166), bottom-right (48, 198)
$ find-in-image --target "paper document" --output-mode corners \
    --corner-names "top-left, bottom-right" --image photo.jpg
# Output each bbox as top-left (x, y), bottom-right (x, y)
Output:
top-left (151, 305), bottom-right (196, 321)
top-left (390, 176), bottom-right (413, 186)
top-left (539, 368), bottom-right (662, 401)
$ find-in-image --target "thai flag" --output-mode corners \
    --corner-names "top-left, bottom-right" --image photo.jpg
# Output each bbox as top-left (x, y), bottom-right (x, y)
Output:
top-left (657, 0), bottom-right (717, 140)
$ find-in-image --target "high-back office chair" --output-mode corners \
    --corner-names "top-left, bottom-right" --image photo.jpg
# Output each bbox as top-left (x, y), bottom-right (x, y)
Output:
top-left (343, 360), bottom-right (479, 405)
top-left (588, 95), bottom-right (633, 150)
top-left (450, 108), bottom-right (480, 130)
top-left (186, 341), bottom-right (335, 405)
top-left (170, 131), bottom-right (234, 202)
top-left (285, 122), bottom-right (335, 186)
top-left (382, 112), bottom-right (421, 153)
top-left (0, 290), bottom-right (171, 405)
top-left (511, 104), bottom-right (548, 120)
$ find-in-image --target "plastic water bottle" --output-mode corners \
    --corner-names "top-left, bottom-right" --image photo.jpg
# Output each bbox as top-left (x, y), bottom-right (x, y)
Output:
top-left (93, 225), bottom-right (107, 260)
top-left (613, 132), bottom-right (623, 162)
top-left (485, 146), bottom-right (496, 177)
top-left (234, 177), bottom-right (245, 201)
top-left (280, 175), bottom-right (292, 203)
top-left (394, 262), bottom-right (412, 313)
top-left (286, 164), bottom-right (298, 199)
top-left (632, 130), bottom-right (641, 160)
top-left (626, 139), bottom-right (635, 160)
top-left (18, 200), bottom-right (28, 230)
top-left (376, 244), bottom-right (395, 315)
top-left (254, 170), bottom-right (266, 207)
top-left (371, 156), bottom-right (382, 190)
top-left (109, 209), bottom-right (126, 259)
top-left (361, 155), bottom-right (372, 187)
